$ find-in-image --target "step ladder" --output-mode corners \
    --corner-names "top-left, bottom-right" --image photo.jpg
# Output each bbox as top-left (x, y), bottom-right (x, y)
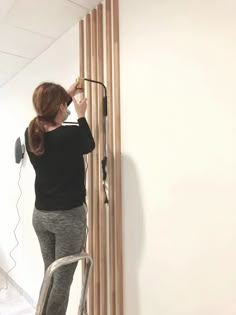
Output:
top-left (35, 252), bottom-right (93, 315)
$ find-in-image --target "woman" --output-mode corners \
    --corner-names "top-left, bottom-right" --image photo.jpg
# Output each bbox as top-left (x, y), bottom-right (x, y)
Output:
top-left (24, 81), bottom-right (95, 315)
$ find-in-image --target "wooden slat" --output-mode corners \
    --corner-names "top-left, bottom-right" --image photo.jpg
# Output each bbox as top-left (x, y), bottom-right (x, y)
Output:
top-left (113, 0), bottom-right (123, 314)
top-left (79, 20), bottom-right (85, 181)
top-left (97, 4), bottom-right (107, 315)
top-left (106, 1), bottom-right (116, 315)
top-left (79, 20), bottom-right (85, 80)
top-left (79, 20), bottom-right (86, 214)
top-left (91, 8), bottom-right (100, 315)
top-left (79, 19), bottom-right (87, 287)
top-left (85, 13), bottom-right (94, 315)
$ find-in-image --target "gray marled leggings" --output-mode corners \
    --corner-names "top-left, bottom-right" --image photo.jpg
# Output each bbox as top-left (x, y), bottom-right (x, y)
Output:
top-left (33, 205), bottom-right (87, 315)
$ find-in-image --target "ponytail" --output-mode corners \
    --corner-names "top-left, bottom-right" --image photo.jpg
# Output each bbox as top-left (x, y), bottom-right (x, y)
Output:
top-left (28, 116), bottom-right (45, 156)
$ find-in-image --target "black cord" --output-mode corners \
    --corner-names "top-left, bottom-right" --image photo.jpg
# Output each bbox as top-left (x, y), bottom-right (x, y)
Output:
top-left (83, 78), bottom-right (107, 98)
top-left (0, 162), bottom-right (23, 291)
top-left (65, 79), bottom-right (109, 204)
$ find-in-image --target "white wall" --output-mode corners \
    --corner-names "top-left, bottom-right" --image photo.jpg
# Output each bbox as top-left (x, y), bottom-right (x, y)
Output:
top-left (0, 23), bottom-right (82, 311)
top-left (120, 1), bottom-right (236, 315)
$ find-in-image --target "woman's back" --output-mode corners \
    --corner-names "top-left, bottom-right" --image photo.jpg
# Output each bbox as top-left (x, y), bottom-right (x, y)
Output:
top-left (25, 118), bottom-right (95, 210)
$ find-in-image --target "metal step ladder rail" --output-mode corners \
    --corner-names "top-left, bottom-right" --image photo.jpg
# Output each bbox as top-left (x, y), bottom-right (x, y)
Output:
top-left (35, 252), bottom-right (93, 315)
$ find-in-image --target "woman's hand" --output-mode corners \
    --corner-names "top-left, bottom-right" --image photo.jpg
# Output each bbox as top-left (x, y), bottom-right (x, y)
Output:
top-left (67, 81), bottom-right (83, 98)
top-left (73, 97), bottom-right (87, 118)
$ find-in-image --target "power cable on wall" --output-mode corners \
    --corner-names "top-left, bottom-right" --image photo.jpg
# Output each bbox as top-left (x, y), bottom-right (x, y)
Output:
top-left (0, 161), bottom-right (23, 291)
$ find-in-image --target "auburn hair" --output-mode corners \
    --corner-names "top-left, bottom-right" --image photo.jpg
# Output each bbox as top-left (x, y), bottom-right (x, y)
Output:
top-left (28, 82), bottom-right (71, 156)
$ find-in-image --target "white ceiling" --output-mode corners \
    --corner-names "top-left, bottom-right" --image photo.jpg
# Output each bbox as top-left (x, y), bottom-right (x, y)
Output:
top-left (0, 0), bottom-right (100, 88)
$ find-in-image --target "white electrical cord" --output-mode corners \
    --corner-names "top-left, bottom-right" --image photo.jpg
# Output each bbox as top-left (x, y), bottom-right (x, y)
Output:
top-left (0, 161), bottom-right (23, 291)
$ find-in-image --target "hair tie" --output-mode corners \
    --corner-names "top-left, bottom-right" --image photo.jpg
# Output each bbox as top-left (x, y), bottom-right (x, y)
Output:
top-left (36, 115), bottom-right (44, 121)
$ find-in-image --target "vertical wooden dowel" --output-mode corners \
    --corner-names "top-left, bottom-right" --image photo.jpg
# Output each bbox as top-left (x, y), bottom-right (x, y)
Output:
top-left (91, 8), bottom-right (100, 315)
top-left (79, 21), bottom-right (85, 80)
top-left (79, 21), bottom-right (85, 183)
top-left (97, 4), bottom-right (107, 315)
top-left (79, 21), bottom-right (86, 218)
top-left (113, 0), bottom-right (123, 314)
top-left (86, 13), bottom-right (94, 315)
top-left (106, 1), bottom-right (116, 315)
top-left (79, 19), bottom-right (87, 285)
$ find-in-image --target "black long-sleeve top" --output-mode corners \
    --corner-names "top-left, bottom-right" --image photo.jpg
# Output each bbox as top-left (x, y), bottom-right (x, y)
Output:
top-left (25, 117), bottom-right (95, 211)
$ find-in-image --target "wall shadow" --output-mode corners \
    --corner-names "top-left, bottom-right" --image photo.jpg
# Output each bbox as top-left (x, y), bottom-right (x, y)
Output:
top-left (122, 154), bottom-right (145, 315)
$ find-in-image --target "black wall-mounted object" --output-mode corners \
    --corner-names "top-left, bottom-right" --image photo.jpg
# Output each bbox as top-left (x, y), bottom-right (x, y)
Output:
top-left (15, 137), bottom-right (25, 164)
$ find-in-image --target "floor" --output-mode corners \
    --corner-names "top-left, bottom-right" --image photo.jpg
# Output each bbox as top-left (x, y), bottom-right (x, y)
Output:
top-left (0, 274), bottom-right (35, 315)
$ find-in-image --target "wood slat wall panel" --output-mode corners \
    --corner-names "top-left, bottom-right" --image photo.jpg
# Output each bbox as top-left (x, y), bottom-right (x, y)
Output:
top-left (79, 19), bottom-right (87, 289)
top-left (97, 4), bottom-right (108, 315)
top-left (85, 14), bottom-right (94, 315)
top-left (113, 1), bottom-right (123, 314)
top-left (91, 8), bottom-right (100, 315)
top-left (105, 0), bottom-right (116, 314)
top-left (80, 2), bottom-right (122, 314)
